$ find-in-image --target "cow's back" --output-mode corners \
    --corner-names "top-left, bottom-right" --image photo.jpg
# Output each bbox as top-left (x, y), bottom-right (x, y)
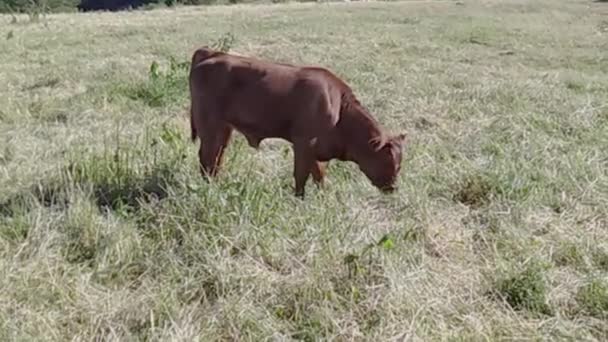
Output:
top-left (190, 51), bottom-right (347, 143)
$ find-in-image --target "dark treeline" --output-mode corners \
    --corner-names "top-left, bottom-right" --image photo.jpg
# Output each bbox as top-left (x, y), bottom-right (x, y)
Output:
top-left (0, 0), bottom-right (217, 13)
top-left (77, 0), bottom-right (217, 12)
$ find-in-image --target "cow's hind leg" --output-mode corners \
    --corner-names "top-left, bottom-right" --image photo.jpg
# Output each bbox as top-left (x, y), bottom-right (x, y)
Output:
top-left (311, 161), bottom-right (327, 188)
top-left (199, 122), bottom-right (233, 178)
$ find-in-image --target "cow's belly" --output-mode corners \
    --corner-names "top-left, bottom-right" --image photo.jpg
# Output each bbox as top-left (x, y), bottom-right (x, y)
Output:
top-left (225, 109), bottom-right (291, 148)
top-left (223, 93), bottom-right (293, 141)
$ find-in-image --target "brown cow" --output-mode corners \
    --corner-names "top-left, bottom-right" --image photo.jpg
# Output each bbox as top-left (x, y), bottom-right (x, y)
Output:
top-left (188, 46), bottom-right (407, 198)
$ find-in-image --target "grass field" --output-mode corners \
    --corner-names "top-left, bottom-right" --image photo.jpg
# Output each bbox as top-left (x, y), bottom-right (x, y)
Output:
top-left (1, 0), bottom-right (608, 340)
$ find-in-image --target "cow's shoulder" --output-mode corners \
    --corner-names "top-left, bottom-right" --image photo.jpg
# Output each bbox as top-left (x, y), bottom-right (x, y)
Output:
top-left (298, 66), bottom-right (349, 89)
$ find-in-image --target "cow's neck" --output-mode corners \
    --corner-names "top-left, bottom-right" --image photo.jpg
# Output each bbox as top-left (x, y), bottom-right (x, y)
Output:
top-left (337, 101), bottom-right (384, 163)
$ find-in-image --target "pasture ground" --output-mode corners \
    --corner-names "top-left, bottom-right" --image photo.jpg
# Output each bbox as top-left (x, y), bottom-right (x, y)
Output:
top-left (1, 0), bottom-right (607, 340)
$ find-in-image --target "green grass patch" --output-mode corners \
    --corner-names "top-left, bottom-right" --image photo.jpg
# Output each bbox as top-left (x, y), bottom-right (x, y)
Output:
top-left (576, 279), bottom-right (608, 319)
top-left (492, 260), bottom-right (553, 316)
top-left (113, 57), bottom-right (190, 108)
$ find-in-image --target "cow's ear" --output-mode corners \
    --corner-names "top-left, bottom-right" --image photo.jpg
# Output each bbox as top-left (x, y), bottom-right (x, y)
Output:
top-left (394, 133), bottom-right (406, 143)
top-left (389, 133), bottom-right (407, 147)
top-left (380, 140), bottom-right (400, 162)
top-left (370, 136), bottom-right (386, 152)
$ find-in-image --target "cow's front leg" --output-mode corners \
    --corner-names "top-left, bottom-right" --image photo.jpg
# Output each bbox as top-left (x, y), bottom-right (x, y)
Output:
top-left (293, 141), bottom-right (316, 199)
top-left (199, 123), bottom-right (233, 178)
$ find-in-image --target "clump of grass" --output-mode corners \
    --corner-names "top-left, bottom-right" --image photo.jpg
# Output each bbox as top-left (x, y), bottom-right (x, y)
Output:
top-left (457, 167), bottom-right (541, 207)
top-left (24, 0), bottom-right (48, 24)
top-left (212, 31), bottom-right (236, 53)
top-left (592, 249), bottom-right (608, 271)
top-left (337, 234), bottom-right (392, 310)
top-left (565, 79), bottom-right (585, 93)
top-left (453, 173), bottom-right (496, 208)
top-left (66, 122), bottom-right (187, 212)
top-left (576, 279), bottom-right (608, 319)
top-left (552, 241), bottom-right (587, 269)
top-left (272, 283), bottom-right (336, 340)
top-left (343, 233), bottom-right (396, 280)
top-left (116, 56), bottom-right (189, 107)
top-left (267, 234), bottom-right (393, 339)
top-left (0, 176), bottom-right (70, 218)
top-left (68, 153), bottom-right (176, 212)
top-left (2, 121), bottom-right (188, 222)
top-left (0, 213), bottom-right (29, 243)
top-left (114, 32), bottom-right (236, 108)
top-left (61, 200), bottom-right (101, 264)
top-left (492, 260), bottom-right (552, 316)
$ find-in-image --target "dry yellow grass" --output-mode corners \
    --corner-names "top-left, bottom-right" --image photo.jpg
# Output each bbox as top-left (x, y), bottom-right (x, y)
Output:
top-left (1, 0), bottom-right (607, 340)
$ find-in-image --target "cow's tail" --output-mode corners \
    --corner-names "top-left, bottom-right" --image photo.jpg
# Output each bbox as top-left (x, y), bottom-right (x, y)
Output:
top-left (189, 77), bottom-right (200, 143)
top-left (189, 64), bottom-right (201, 143)
top-left (190, 109), bottom-right (197, 142)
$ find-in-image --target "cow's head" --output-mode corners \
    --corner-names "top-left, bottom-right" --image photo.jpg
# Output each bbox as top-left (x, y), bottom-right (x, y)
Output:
top-left (359, 133), bottom-right (407, 193)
